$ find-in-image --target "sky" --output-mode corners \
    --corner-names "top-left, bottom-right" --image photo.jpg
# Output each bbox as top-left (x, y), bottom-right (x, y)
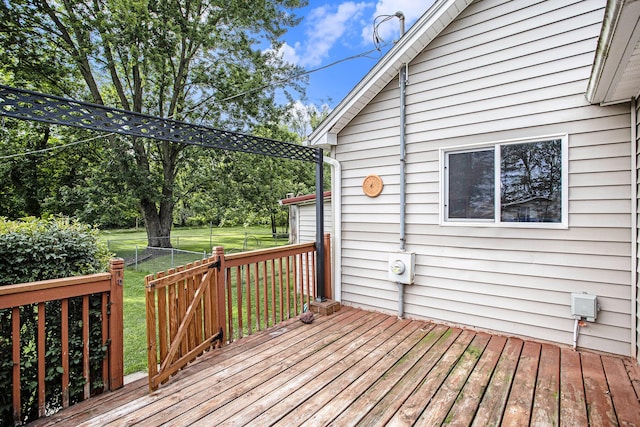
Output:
top-left (278, 0), bottom-right (436, 109)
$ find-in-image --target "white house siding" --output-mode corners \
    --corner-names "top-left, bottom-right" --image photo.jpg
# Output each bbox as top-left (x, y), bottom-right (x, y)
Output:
top-left (636, 98), bottom-right (640, 361)
top-left (334, 0), bottom-right (635, 355)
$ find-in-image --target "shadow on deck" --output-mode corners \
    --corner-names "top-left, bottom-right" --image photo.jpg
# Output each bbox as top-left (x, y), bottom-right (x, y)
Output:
top-left (31, 306), bottom-right (640, 426)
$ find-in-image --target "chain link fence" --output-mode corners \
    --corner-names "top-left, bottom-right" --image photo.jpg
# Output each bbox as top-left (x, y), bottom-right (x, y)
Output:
top-left (106, 232), bottom-right (289, 272)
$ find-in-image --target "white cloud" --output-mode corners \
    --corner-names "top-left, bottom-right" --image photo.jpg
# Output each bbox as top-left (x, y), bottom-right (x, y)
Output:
top-left (277, 1), bottom-right (434, 69)
top-left (296, 2), bottom-right (370, 67)
top-left (361, 0), bottom-right (435, 45)
top-left (278, 41), bottom-right (302, 65)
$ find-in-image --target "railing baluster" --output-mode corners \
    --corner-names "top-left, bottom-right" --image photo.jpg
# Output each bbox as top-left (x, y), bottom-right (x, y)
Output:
top-left (61, 298), bottom-right (70, 408)
top-left (311, 251), bottom-right (317, 301)
top-left (175, 268), bottom-right (187, 358)
top-left (101, 293), bottom-right (109, 391)
top-left (293, 254), bottom-right (298, 315)
top-left (270, 259), bottom-right (276, 327)
top-left (194, 261), bottom-right (204, 349)
top-left (157, 283), bottom-right (168, 366)
top-left (262, 261), bottom-right (268, 329)
top-left (37, 302), bottom-right (46, 417)
top-left (226, 272), bottom-right (233, 342)
top-left (82, 295), bottom-right (90, 399)
top-left (203, 261), bottom-right (213, 348)
top-left (303, 252), bottom-right (307, 308)
top-left (246, 264), bottom-right (252, 335)
top-left (236, 266), bottom-right (243, 338)
top-left (254, 263), bottom-right (260, 332)
top-left (184, 264), bottom-right (196, 353)
top-left (278, 258), bottom-right (284, 323)
top-left (11, 306), bottom-right (20, 423)
top-left (286, 256), bottom-right (291, 319)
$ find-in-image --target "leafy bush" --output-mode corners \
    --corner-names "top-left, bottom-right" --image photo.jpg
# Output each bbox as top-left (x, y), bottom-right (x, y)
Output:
top-left (0, 216), bottom-right (111, 285)
top-left (0, 216), bottom-right (112, 425)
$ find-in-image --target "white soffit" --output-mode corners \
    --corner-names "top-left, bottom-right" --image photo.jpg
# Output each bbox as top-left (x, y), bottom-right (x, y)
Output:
top-left (306, 0), bottom-right (473, 147)
top-left (587, 0), bottom-right (640, 105)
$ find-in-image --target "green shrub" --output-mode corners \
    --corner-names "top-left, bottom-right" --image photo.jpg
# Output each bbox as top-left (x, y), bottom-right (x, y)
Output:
top-left (0, 216), bottom-right (112, 425)
top-left (0, 216), bottom-right (111, 285)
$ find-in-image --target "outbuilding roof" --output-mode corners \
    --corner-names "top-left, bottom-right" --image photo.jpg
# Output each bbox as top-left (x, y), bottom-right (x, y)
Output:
top-left (279, 191), bottom-right (331, 206)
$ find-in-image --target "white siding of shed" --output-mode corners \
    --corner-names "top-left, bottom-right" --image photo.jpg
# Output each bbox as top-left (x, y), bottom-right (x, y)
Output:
top-left (296, 200), bottom-right (332, 244)
top-left (335, 0), bottom-right (634, 355)
top-left (292, 200), bottom-right (333, 299)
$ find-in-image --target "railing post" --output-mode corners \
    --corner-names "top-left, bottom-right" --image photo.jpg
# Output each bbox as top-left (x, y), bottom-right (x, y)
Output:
top-left (108, 258), bottom-right (124, 390)
top-left (324, 233), bottom-right (332, 300)
top-left (214, 246), bottom-right (226, 345)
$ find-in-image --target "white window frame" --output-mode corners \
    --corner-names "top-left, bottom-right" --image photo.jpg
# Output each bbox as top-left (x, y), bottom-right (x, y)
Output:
top-left (440, 134), bottom-right (568, 228)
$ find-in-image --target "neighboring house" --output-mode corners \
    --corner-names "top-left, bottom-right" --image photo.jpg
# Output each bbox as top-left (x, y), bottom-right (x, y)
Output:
top-left (307, 0), bottom-right (640, 360)
top-left (280, 192), bottom-right (332, 245)
top-left (280, 191), bottom-right (333, 298)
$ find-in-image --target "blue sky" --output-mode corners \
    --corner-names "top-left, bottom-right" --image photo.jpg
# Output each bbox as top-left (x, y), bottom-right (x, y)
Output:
top-left (279, 1), bottom-right (435, 108)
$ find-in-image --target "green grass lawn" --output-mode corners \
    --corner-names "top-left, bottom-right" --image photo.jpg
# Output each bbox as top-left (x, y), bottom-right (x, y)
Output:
top-left (122, 269), bottom-right (148, 375)
top-left (111, 225), bottom-right (290, 375)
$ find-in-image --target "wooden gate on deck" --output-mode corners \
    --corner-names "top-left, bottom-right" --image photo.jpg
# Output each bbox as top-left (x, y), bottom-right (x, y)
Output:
top-left (145, 237), bottom-right (330, 391)
top-left (145, 257), bottom-right (225, 391)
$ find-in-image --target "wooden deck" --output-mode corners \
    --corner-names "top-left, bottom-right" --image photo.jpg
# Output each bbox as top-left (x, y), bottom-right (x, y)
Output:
top-left (32, 306), bottom-right (640, 426)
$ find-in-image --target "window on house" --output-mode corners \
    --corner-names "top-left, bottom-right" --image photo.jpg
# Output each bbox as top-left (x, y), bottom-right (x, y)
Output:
top-left (444, 136), bottom-right (565, 226)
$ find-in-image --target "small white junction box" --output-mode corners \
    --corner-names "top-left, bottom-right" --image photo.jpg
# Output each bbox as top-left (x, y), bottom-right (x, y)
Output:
top-left (570, 293), bottom-right (598, 322)
top-left (388, 252), bottom-right (415, 285)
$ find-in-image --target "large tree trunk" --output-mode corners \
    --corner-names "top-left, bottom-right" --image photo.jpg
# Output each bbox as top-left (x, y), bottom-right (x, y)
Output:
top-left (140, 198), bottom-right (172, 248)
top-left (130, 139), bottom-right (178, 248)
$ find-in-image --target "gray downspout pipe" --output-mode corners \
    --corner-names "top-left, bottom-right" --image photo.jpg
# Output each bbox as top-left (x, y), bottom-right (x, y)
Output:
top-left (398, 63), bottom-right (407, 319)
top-left (397, 12), bottom-right (407, 319)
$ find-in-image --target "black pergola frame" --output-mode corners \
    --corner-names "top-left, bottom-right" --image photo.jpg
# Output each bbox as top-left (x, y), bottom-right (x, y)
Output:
top-left (0, 85), bottom-right (325, 300)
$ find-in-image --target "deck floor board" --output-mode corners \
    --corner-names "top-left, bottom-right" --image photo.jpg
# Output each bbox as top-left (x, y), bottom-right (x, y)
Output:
top-left (31, 306), bottom-right (640, 427)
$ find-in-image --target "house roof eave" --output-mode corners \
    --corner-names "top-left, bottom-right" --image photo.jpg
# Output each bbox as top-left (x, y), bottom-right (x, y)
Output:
top-left (307, 0), bottom-right (473, 147)
top-left (587, 0), bottom-right (640, 105)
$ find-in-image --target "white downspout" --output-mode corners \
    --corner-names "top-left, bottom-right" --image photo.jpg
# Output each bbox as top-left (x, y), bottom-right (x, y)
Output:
top-left (630, 98), bottom-right (638, 360)
top-left (324, 156), bottom-right (342, 302)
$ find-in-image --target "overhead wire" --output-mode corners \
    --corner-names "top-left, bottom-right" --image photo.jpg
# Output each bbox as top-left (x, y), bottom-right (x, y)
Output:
top-left (0, 21), bottom-right (398, 156)
top-left (190, 42), bottom-right (392, 125)
top-left (0, 133), bottom-right (111, 159)
top-left (219, 42), bottom-right (392, 103)
top-left (373, 14), bottom-right (399, 50)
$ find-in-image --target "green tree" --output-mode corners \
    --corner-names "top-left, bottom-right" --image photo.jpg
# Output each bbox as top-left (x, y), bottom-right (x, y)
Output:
top-left (1, 0), bottom-right (307, 246)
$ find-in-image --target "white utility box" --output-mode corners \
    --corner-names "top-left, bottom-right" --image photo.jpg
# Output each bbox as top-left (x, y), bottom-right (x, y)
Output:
top-left (570, 293), bottom-right (598, 322)
top-left (388, 252), bottom-right (415, 285)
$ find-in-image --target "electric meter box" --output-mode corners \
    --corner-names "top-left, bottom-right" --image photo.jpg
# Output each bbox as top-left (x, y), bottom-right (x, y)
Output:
top-left (388, 252), bottom-right (415, 285)
top-left (571, 293), bottom-right (598, 322)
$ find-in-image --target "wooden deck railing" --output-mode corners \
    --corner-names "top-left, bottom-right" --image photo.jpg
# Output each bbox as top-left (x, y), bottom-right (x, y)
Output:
top-left (0, 259), bottom-right (124, 424)
top-left (145, 235), bottom-right (331, 391)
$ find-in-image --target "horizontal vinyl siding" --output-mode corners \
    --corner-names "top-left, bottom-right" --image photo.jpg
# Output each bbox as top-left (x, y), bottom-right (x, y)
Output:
top-left (335, 0), bottom-right (634, 355)
top-left (297, 200), bottom-right (332, 244)
top-left (636, 99), bottom-right (640, 361)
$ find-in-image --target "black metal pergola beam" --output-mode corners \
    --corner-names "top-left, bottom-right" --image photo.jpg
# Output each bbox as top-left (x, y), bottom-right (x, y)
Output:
top-left (0, 85), bottom-right (326, 301)
top-left (0, 85), bottom-right (317, 162)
